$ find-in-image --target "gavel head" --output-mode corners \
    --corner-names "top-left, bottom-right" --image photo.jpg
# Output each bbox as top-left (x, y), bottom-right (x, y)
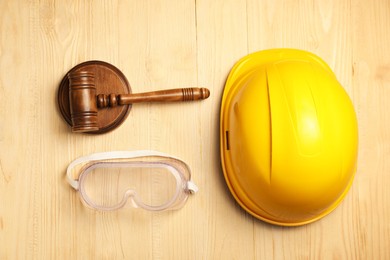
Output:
top-left (68, 71), bottom-right (99, 132)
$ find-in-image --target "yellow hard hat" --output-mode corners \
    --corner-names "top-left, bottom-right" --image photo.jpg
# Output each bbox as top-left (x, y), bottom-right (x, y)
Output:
top-left (220, 49), bottom-right (358, 226)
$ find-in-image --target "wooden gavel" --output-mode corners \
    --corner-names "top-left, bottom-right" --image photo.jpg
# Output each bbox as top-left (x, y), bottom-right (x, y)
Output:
top-left (68, 70), bottom-right (210, 133)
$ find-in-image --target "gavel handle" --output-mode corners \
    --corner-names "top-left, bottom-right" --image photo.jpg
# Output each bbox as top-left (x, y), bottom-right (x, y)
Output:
top-left (97, 88), bottom-right (210, 108)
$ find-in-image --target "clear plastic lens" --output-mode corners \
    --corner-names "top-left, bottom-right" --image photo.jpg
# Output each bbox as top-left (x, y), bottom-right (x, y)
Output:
top-left (79, 162), bottom-right (180, 210)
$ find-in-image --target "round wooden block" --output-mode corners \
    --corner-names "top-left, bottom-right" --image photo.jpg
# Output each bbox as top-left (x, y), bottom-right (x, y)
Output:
top-left (58, 61), bottom-right (132, 134)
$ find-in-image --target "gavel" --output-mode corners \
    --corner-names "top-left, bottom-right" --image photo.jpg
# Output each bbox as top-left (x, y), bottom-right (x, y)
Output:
top-left (67, 70), bottom-right (210, 133)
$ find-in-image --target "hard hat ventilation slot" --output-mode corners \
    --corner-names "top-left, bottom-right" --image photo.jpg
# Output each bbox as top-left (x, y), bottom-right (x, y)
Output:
top-left (225, 131), bottom-right (230, 150)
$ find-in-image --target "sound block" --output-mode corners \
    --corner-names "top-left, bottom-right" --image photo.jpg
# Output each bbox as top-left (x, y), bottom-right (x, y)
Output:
top-left (58, 60), bottom-right (132, 134)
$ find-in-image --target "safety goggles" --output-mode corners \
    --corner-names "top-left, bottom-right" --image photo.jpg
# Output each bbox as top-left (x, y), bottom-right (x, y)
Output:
top-left (66, 151), bottom-right (198, 211)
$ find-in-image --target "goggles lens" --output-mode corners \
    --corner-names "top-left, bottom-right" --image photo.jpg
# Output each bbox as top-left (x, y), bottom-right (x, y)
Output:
top-left (67, 151), bottom-right (198, 211)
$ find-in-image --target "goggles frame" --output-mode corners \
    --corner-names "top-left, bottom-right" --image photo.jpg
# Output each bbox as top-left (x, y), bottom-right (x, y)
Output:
top-left (66, 151), bottom-right (198, 211)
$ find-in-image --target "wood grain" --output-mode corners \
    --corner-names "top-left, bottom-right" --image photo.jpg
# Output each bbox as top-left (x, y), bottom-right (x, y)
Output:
top-left (0, 0), bottom-right (389, 259)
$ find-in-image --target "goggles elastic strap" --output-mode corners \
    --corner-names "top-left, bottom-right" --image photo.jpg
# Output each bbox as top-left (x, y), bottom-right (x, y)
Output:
top-left (187, 181), bottom-right (199, 193)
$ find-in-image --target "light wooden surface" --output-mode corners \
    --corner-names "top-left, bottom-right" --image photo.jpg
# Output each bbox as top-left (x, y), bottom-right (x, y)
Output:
top-left (0, 0), bottom-right (389, 259)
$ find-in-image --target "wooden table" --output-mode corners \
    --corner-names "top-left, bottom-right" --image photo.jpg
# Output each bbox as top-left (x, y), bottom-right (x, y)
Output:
top-left (0, 0), bottom-right (389, 259)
